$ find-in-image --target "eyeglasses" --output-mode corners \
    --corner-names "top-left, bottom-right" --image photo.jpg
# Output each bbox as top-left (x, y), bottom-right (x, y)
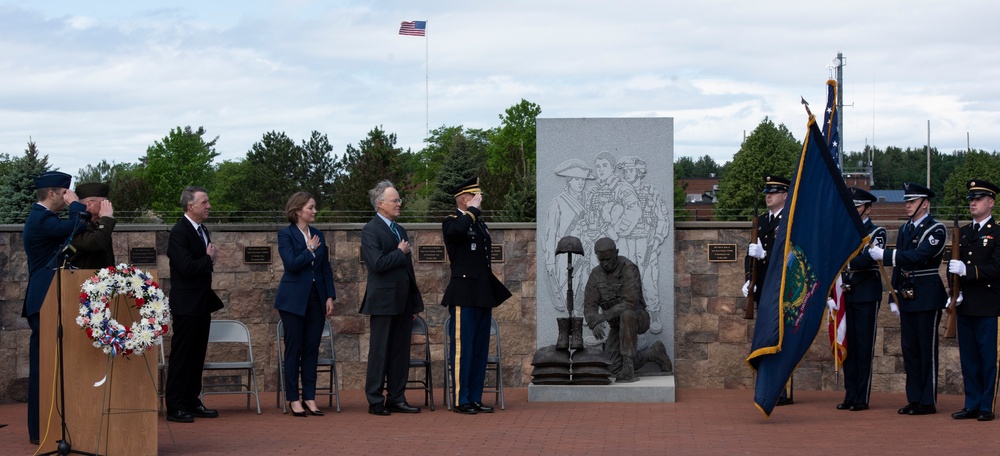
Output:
top-left (382, 198), bottom-right (403, 205)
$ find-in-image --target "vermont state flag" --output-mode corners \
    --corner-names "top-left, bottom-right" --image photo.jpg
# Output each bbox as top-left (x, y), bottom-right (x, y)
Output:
top-left (746, 115), bottom-right (868, 416)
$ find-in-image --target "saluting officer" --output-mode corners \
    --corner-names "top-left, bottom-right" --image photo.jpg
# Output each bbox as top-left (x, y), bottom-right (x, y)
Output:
top-left (947, 179), bottom-right (1000, 422)
top-left (870, 182), bottom-right (948, 416)
top-left (743, 174), bottom-right (793, 405)
top-left (441, 177), bottom-right (512, 414)
top-left (834, 187), bottom-right (886, 412)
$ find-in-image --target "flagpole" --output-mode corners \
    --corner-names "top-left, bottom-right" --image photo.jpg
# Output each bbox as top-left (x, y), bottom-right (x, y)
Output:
top-left (425, 26), bottom-right (429, 137)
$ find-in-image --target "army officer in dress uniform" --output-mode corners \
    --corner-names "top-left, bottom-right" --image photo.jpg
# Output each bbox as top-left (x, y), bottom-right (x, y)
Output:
top-left (870, 182), bottom-right (948, 416)
top-left (743, 174), bottom-right (793, 405)
top-left (834, 187), bottom-right (886, 412)
top-left (441, 177), bottom-right (512, 414)
top-left (947, 179), bottom-right (1000, 421)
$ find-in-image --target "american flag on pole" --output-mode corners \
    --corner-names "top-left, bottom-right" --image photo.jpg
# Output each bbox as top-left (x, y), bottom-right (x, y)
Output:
top-left (399, 20), bottom-right (426, 36)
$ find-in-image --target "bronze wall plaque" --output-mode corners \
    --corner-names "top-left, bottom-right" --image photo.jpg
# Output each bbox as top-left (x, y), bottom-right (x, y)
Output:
top-left (243, 246), bottom-right (272, 264)
top-left (490, 244), bottom-right (504, 263)
top-left (417, 245), bottom-right (446, 263)
top-left (707, 243), bottom-right (738, 262)
top-left (128, 247), bottom-right (157, 265)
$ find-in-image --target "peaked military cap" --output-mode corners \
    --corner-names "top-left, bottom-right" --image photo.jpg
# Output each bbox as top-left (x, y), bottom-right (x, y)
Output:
top-left (762, 175), bottom-right (790, 194)
top-left (554, 159), bottom-right (595, 179)
top-left (902, 182), bottom-right (935, 201)
top-left (33, 171), bottom-right (72, 189)
top-left (450, 176), bottom-right (482, 197)
top-left (849, 187), bottom-right (877, 206)
top-left (75, 182), bottom-right (110, 199)
top-left (966, 179), bottom-right (999, 200)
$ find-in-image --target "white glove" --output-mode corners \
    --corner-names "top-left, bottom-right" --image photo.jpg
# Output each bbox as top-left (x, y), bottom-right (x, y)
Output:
top-left (889, 302), bottom-right (900, 316)
top-left (948, 260), bottom-right (967, 277)
top-left (954, 291), bottom-right (964, 307)
top-left (747, 238), bottom-right (766, 260)
top-left (826, 298), bottom-right (838, 312)
top-left (868, 245), bottom-right (884, 261)
top-left (742, 280), bottom-right (750, 298)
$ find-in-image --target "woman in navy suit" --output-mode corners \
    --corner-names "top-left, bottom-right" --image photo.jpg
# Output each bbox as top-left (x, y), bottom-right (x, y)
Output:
top-left (275, 192), bottom-right (336, 417)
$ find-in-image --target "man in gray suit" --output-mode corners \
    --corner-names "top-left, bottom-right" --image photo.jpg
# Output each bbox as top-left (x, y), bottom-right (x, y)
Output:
top-left (360, 180), bottom-right (424, 415)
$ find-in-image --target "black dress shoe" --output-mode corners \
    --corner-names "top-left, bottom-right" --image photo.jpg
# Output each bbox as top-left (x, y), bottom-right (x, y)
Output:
top-left (472, 402), bottom-right (494, 413)
top-left (898, 403), bottom-right (917, 415)
top-left (307, 407), bottom-right (324, 416)
top-left (952, 408), bottom-right (979, 419)
top-left (30, 438), bottom-right (40, 445)
top-left (190, 405), bottom-right (219, 418)
top-left (166, 410), bottom-right (195, 423)
top-left (288, 402), bottom-right (307, 417)
top-left (849, 403), bottom-right (869, 411)
top-left (908, 404), bottom-right (936, 415)
top-left (386, 402), bottom-right (420, 413)
top-left (775, 396), bottom-right (794, 406)
top-left (368, 403), bottom-right (391, 416)
top-left (978, 411), bottom-right (995, 421)
top-left (836, 401), bottom-right (853, 410)
top-left (453, 403), bottom-right (478, 414)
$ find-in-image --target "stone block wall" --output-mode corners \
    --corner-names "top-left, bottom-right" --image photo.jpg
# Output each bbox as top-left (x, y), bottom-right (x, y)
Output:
top-left (0, 221), bottom-right (961, 404)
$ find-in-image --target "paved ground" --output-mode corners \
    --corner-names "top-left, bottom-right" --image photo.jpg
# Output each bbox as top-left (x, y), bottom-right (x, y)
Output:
top-left (0, 388), bottom-right (992, 455)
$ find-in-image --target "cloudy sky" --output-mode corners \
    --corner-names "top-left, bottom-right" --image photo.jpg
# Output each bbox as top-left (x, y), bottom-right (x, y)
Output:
top-left (2, 0), bottom-right (998, 178)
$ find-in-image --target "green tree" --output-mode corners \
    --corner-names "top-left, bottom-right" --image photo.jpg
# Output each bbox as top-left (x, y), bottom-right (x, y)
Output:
top-left (693, 155), bottom-right (722, 178)
top-left (76, 160), bottom-right (153, 220)
top-left (0, 140), bottom-right (52, 223)
top-left (299, 130), bottom-right (337, 208)
top-left (940, 150), bottom-right (1000, 220)
top-left (674, 156), bottom-right (695, 179)
top-left (431, 132), bottom-right (488, 213)
top-left (330, 126), bottom-right (408, 219)
top-left (142, 126), bottom-right (220, 214)
top-left (715, 117), bottom-right (799, 221)
top-left (673, 177), bottom-right (690, 221)
top-left (484, 99), bottom-right (540, 221)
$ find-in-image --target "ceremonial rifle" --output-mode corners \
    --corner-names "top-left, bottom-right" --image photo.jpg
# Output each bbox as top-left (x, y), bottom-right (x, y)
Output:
top-left (744, 185), bottom-right (760, 320)
top-left (944, 190), bottom-right (960, 338)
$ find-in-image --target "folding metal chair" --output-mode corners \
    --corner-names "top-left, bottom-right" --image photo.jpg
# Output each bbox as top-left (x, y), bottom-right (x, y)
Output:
top-left (200, 320), bottom-right (261, 414)
top-left (405, 315), bottom-right (434, 410)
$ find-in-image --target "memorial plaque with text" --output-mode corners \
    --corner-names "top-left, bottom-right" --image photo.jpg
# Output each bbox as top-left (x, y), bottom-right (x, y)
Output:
top-left (129, 247), bottom-right (157, 265)
top-left (490, 244), bottom-right (504, 263)
top-left (417, 245), bottom-right (446, 263)
top-left (707, 244), bottom-right (737, 262)
top-left (243, 246), bottom-right (272, 264)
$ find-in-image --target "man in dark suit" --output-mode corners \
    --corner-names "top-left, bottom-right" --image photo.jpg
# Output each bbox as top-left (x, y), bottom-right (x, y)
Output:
top-left (22, 171), bottom-right (87, 444)
top-left (743, 174), bottom-right (794, 405)
top-left (834, 187), bottom-right (886, 412)
top-left (165, 186), bottom-right (224, 423)
top-left (360, 180), bottom-right (424, 415)
top-left (870, 182), bottom-right (948, 416)
top-left (69, 182), bottom-right (117, 269)
top-left (441, 177), bottom-right (511, 414)
top-left (947, 179), bottom-right (1000, 421)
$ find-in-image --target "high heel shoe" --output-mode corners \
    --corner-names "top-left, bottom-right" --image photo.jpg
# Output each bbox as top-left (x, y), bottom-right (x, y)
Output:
top-left (305, 402), bottom-right (324, 416)
top-left (288, 401), bottom-right (307, 417)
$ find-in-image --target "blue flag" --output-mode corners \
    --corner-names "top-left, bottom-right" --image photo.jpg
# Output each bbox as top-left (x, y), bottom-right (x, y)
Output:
top-left (746, 115), bottom-right (868, 416)
top-left (822, 79), bottom-right (841, 170)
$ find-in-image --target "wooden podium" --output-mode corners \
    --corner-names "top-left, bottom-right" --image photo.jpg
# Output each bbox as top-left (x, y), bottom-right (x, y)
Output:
top-left (39, 269), bottom-right (159, 455)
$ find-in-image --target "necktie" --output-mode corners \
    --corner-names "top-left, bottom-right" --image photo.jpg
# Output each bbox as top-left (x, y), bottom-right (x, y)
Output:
top-left (390, 222), bottom-right (401, 242)
top-left (974, 222), bottom-right (981, 233)
top-left (769, 214), bottom-right (775, 224)
top-left (197, 225), bottom-right (208, 246)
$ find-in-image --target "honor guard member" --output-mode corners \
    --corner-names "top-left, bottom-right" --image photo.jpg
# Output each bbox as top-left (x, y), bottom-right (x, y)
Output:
top-left (947, 179), bottom-right (1000, 421)
top-left (834, 188), bottom-right (886, 412)
top-left (69, 182), bottom-right (116, 269)
top-left (441, 177), bottom-right (512, 414)
top-left (743, 174), bottom-right (793, 405)
top-left (869, 182), bottom-right (948, 415)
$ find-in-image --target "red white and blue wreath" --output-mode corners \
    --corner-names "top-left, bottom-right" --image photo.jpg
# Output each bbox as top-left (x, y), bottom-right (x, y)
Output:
top-left (77, 264), bottom-right (171, 357)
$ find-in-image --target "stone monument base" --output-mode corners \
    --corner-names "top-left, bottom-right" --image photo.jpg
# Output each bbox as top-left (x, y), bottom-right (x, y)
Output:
top-left (527, 374), bottom-right (675, 403)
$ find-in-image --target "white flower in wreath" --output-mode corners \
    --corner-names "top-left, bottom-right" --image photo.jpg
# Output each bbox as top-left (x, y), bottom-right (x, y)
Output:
top-left (78, 263), bottom-right (171, 357)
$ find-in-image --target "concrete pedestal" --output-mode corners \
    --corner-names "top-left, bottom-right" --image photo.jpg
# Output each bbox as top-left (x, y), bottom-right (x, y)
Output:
top-left (527, 374), bottom-right (675, 403)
